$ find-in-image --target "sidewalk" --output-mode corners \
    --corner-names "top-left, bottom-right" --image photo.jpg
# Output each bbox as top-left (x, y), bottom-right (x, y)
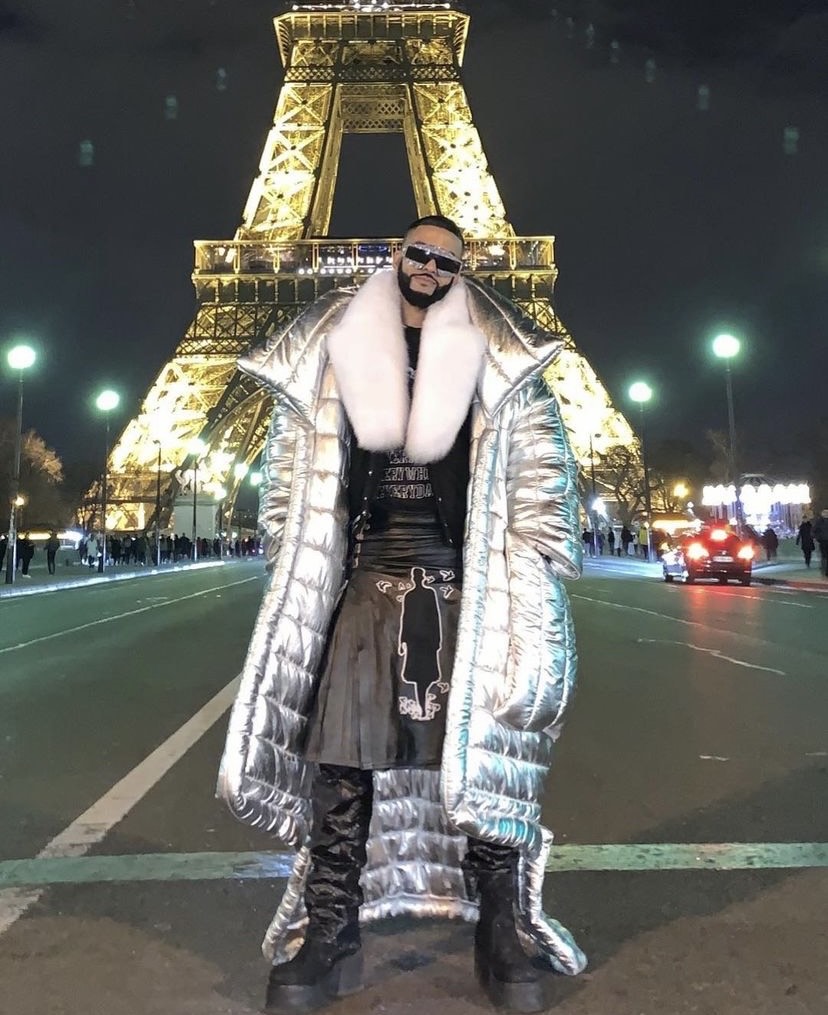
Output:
top-left (752, 558), bottom-right (828, 590)
top-left (0, 554), bottom-right (228, 599)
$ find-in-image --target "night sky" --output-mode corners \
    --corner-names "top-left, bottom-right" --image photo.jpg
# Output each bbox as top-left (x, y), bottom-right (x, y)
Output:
top-left (2, 0), bottom-right (827, 474)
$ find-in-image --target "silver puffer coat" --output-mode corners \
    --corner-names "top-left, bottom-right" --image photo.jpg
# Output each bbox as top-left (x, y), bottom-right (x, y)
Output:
top-left (217, 273), bottom-right (586, 975)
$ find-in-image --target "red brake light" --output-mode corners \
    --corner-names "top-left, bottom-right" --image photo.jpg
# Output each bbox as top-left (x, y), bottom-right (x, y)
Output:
top-left (737, 545), bottom-right (754, 561)
top-left (686, 542), bottom-right (709, 561)
top-left (710, 529), bottom-right (728, 542)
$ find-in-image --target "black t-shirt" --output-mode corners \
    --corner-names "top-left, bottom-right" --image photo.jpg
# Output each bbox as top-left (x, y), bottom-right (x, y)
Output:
top-left (353, 327), bottom-right (459, 575)
top-left (373, 327), bottom-right (436, 514)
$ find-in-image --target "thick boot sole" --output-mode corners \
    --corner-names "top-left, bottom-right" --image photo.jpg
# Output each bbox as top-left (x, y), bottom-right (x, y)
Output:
top-left (264, 951), bottom-right (364, 1014)
top-left (475, 954), bottom-right (547, 1014)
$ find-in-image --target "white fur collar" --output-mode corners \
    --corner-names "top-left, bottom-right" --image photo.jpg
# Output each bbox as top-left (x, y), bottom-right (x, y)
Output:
top-left (326, 270), bottom-right (486, 463)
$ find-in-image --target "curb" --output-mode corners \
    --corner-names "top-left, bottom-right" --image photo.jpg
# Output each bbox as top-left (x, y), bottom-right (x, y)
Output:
top-left (755, 576), bottom-right (828, 591)
top-left (0, 560), bottom-right (227, 600)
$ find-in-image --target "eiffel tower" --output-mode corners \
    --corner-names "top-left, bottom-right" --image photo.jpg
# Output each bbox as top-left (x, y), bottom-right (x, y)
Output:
top-left (101, 0), bottom-right (637, 534)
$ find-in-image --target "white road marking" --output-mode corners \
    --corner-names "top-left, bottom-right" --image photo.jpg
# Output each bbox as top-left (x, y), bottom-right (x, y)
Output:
top-left (699, 755), bottom-right (730, 762)
top-left (0, 577), bottom-right (259, 654)
top-left (0, 675), bottom-right (241, 937)
top-left (636, 637), bottom-right (787, 676)
top-left (571, 593), bottom-right (802, 653)
top-left (701, 588), bottom-right (812, 609)
top-left (572, 593), bottom-right (721, 632)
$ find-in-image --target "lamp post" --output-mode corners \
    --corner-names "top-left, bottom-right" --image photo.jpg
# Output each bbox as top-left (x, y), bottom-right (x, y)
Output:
top-left (189, 438), bottom-right (206, 561)
top-left (214, 486), bottom-right (228, 558)
top-left (230, 462), bottom-right (249, 558)
top-left (629, 381), bottom-right (654, 561)
top-left (588, 433), bottom-right (601, 556)
top-left (153, 440), bottom-right (163, 566)
top-left (4, 343), bottom-right (37, 586)
top-left (95, 389), bottom-right (120, 573)
top-left (712, 333), bottom-right (742, 529)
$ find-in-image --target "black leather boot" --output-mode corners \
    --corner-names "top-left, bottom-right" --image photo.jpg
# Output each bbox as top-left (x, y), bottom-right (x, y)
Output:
top-left (464, 839), bottom-right (547, 1013)
top-left (265, 765), bottom-right (373, 1014)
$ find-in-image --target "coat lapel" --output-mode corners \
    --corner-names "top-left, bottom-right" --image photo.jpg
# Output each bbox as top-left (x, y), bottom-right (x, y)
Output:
top-left (326, 270), bottom-right (486, 464)
top-left (239, 272), bottom-right (563, 459)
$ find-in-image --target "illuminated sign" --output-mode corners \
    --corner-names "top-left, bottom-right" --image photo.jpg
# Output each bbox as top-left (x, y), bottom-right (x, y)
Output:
top-left (702, 483), bottom-right (811, 509)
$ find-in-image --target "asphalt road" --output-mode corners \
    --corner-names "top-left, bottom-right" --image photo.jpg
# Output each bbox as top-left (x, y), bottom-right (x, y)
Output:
top-left (0, 557), bottom-right (826, 1015)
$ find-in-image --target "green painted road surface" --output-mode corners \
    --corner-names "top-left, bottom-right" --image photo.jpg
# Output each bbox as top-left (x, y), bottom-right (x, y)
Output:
top-left (2, 841), bottom-right (828, 888)
top-left (1, 556), bottom-right (826, 1015)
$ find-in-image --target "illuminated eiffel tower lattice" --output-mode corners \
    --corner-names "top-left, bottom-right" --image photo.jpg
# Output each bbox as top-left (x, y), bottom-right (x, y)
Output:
top-left (102, 1), bottom-right (637, 534)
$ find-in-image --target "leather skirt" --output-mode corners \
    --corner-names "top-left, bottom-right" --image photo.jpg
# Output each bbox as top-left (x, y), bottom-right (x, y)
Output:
top-left (303, 564), bottom-right (462, 770)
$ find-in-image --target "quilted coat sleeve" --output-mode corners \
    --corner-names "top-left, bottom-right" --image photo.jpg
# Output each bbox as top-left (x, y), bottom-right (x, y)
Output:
top-left (506, 375), bottom-right (582, 580)
top-left (257, 405), bottom-right (298, 572)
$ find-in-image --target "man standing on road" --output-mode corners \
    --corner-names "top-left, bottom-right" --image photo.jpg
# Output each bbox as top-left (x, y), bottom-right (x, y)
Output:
top-left (45, 531), bottom-right (61, 575)
top-left (219, 215), bottom-right (585, 1013)
top-left (812, 509), bottom-right (828, 577)
top-left (18, 533), bottom-right (35, 577)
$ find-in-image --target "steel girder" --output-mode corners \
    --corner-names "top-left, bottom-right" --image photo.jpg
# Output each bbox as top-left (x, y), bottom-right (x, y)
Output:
top-left (97, 3), bottom-right (639, 534)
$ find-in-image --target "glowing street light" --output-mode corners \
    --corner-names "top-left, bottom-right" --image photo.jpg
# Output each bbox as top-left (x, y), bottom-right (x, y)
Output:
top-left (628, 381), bottom-right (654, 561)
top-left (712, 333), bottom-right (742, 529)
top-left (189, 438), bottom-right (207, 562)
top-left (94, 389), bottom-right (120, 573)
top-left (4, 342), bottom-right (37, 585)
top-left (7, 344), bottom-right (36, 371)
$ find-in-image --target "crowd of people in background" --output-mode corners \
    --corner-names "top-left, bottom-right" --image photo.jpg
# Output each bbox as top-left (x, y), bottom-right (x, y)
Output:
top-left (76, 532), bottom-right (262, 567)
top-left (796, 510), bottom-right (828, 576)
top-left (0, 532), bottom-right (36, 575)
top-left (0, 531), bottom-right (261, 577)
top-left (582, 523), bottom-right (658, 561)
top-left (4, 513), bottom-right (828, 579)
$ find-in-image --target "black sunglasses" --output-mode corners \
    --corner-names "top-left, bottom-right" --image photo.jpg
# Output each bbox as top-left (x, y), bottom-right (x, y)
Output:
top-left (403, 243), bottom-right (462, 278)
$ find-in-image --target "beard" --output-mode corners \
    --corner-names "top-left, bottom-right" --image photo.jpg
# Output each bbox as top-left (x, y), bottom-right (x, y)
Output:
top-left (397, 263), bottom-right (453, 310)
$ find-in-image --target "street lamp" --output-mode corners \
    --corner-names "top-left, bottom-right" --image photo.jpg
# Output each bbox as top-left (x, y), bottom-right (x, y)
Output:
top-left (587, 432), bottom-right (603, 556)
top-left (227, 462), bottom-right (250, 551)
top-left (95, 389), bottom-right (120, 573)
top-left (4, 343), bottom-right (37, 585)
top-left (214, 486), bottom-right (228, 558)
top-left (153, 440), bottom-right (162, 566)
top-left (189, 438), bottom-right (207, 561)
top-left (628, 381), bottom-right (654, 561)
top-left (712, 333), bottom-right (742, 529)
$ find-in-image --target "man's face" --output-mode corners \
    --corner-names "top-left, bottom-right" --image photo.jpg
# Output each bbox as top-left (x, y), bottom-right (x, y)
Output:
top-left (394, 225), bottom-right (464, 310)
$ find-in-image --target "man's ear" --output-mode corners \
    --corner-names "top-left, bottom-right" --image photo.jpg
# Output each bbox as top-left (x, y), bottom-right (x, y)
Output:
top-left (392, 250), bottom-right (402, 270)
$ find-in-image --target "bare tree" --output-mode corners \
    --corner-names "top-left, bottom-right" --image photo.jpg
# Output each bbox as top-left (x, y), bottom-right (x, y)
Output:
top-left (595, 446), bottom-right (645, 525)
top-left (0, 420), bottom-right (68, 528)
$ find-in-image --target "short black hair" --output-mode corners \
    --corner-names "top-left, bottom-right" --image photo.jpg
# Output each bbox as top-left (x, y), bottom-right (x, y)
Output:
top-left (405, 214), bottom-right (465, 250)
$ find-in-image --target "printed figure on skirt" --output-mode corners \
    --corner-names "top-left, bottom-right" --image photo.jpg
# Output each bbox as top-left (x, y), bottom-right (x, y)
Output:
top-left (218, 215), bottom-right (585, 1013)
